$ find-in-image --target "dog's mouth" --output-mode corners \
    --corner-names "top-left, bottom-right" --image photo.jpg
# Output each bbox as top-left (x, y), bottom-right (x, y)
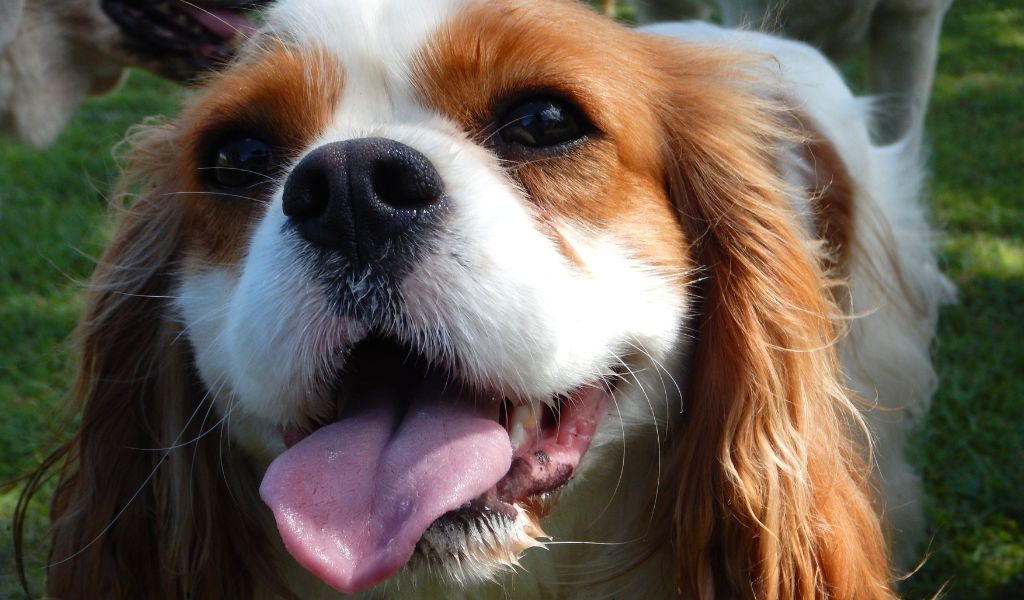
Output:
top-left (100, 0), bottom-right (266, 78)
top-left (259, 335), bottom-right (615, 594)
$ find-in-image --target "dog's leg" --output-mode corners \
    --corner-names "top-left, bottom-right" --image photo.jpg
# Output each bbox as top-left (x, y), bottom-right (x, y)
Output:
top-left (0, 0), bottom-right (25, 53)
top-left (868, 0), bottom-right (953, 143)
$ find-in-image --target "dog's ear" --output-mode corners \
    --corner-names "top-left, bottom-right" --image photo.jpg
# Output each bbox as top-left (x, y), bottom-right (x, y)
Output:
top-left (21, 123), bottom-right (289, 599)
top-left (648, 41), bottom-right (896, 599)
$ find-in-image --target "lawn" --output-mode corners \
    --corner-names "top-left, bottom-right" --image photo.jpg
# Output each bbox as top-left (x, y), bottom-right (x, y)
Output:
top-left (1, 1), bottom-right (1021, 597)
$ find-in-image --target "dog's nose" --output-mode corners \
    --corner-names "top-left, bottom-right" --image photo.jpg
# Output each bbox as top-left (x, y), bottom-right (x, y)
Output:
top-left (282, 138), bottom-right (444, 262)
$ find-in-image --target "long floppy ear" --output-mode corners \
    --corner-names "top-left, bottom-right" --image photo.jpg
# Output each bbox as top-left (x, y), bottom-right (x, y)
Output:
top-left (649, 42), bottom-right (896, 599)
top-left (16, 123), bottom-right (289, 599)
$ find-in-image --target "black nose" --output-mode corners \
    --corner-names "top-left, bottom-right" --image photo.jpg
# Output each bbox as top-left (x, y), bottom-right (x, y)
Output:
top-left (282, 138), bottom-right (445, 263)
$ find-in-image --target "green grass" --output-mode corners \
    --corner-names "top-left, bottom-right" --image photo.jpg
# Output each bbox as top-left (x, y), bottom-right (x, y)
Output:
top-left (1, 1), bottom-right (1022, 598)
top-left (0, 72), bottom-right (183, 596)
top-left (901, 3), bottom-right (1024, 597)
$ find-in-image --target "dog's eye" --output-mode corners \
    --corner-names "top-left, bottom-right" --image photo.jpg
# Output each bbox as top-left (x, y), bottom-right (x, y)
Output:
top-left (207, 136), bottom-right (275, 190)
top-left (497, 96), bottom-right (589, 150)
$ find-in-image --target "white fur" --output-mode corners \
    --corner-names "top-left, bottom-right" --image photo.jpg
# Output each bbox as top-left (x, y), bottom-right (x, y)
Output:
top-left (634, 0), bottom-right (953, 143)
top-left (175, 5), bottom-right (947, 597)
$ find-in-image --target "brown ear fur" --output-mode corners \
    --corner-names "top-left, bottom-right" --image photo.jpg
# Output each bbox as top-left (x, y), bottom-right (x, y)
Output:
top-left (648, 41), bottom-right (896, 599)
top-left (16, 123), bottom-right (289, 599)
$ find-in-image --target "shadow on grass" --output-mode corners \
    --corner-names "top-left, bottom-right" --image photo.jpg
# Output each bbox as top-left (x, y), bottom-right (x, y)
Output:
top-left (904, 273), bottom-right (1024, 599)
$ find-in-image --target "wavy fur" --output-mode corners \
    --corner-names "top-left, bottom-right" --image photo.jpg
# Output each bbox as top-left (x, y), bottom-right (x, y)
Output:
top-left (15, 2), bottom-right (948, 598)
top-left (649, 43), bottom-right (893, 597)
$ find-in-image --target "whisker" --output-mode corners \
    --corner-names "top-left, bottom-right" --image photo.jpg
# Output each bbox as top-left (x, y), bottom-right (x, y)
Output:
top-left (612, 354), bottom-right (663, 540)
top-left (45, 372), bottom-right (219, 568)
top-left (157, 189), bottom-right (270, 204)
top-left (178, 0), bottom-right (253, 37)
top-left (589, 379), bottom-right (628, 525)
top-left (196, 165), bottom-right (278, 184)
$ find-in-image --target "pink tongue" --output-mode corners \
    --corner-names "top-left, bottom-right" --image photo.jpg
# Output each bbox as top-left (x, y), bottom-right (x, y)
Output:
top-left (175, 2), bottom-right (256, 39)
top-left (259, 379), bottom-right (512, 595)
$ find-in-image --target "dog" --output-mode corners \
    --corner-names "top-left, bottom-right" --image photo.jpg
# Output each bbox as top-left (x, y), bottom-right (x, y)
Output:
top-left (19, 0), bottom-right (952, 597)
top-left (631, 0), bottom-right (953, 143)
top-left (0, 0), bottom-right (269, 148)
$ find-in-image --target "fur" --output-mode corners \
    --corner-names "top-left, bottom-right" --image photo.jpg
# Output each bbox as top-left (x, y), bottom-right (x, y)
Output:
top-left (17, 1), bottom-right (951, 598)
top-left (631, 0), bottom-right (953, 143)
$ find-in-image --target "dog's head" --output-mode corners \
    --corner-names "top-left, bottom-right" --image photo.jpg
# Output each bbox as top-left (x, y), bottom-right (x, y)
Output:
top-left (92, 0), bottom-right (270, 80)
top-left (169, 1), bottom-right (695, 590)
top-left (40, 1), bottom-right (894, 597)
top-left (22, 0), bottom-right (270, 80)
top-left (1, 1), bottom-right (270, 147)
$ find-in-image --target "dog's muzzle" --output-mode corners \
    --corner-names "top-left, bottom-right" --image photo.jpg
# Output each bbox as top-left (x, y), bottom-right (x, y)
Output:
top-left (283, 138), bottom-right (447, 271)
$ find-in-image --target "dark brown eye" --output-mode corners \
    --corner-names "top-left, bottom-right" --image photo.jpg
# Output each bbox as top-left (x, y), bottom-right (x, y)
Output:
top-left (207, 136), bottom-right (275, 190)
top-left (496, 96), bottom-right (590, 150)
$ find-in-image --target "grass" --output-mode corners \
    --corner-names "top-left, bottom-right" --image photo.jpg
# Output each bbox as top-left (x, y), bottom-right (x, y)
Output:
top-left (1, 1), bottom-right (1021, 597)
top-left (900, 2), bottom-right (1024, 598)
top-left (0, 73), bottom-right (183, 596)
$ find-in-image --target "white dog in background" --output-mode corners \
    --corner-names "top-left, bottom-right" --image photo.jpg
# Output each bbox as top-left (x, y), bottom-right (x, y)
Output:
top-left (630, 0), bottom-right (953, 143)
top-left (0, 0), bottom-right (266, 148)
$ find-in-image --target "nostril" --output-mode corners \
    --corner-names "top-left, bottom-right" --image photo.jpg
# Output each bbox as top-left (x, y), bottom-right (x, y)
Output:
top-left (282, 138), bottom-right (446, 256)
top-left (283, 164), bottom-right (332, 219)
top-left (305, 171), bottom-right (331, 215)
top-left (371, 155), bottom-right (443, 210)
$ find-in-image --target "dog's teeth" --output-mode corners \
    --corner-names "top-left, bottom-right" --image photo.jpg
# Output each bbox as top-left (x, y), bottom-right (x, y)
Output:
top-left (508, 403), bottom-right (538, 451)
top-left (509, 422), bottom-right (527, 450)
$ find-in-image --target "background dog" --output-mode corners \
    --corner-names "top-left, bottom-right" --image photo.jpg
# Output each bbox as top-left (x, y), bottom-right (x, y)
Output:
top-left (0, 0), bottom-right (267, 148)
top-left (629, 0), bottom-right (953, 143)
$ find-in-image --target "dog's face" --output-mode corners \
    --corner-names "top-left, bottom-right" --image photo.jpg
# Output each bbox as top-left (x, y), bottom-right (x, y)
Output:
top-left (167, 0), bottom-right (694, 592)
top-left (41, 1), bottom-right (905, 597)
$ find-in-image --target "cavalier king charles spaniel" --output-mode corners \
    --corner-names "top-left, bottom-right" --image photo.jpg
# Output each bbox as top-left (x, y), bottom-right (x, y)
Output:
top-left (22, 0), bottom-right (952, 597)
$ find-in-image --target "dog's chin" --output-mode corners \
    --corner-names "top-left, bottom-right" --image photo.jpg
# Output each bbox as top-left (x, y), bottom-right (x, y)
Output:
top-left (409, 498), bottom-right (548, 585)
top-left (251, 333), bottom-right (617, 594)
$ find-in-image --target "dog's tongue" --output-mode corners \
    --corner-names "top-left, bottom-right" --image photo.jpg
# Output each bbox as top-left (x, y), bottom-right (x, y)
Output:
top-left (175, 2), bottom-right (257, 39)
top-left (259, 374), bottom-right (512, 595)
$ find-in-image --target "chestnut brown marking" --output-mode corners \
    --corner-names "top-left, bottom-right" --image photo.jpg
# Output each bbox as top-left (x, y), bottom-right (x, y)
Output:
top-left (803, 134), bottom-right (856, 279)
top-left (414, 0), bottom-right (692, 279)
top-left (172, 45), bottom-right (344, 266)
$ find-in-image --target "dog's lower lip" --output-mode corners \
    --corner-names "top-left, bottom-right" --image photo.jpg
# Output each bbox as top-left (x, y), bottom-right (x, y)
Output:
top-left (281, 426), bottom-right (309, 449)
